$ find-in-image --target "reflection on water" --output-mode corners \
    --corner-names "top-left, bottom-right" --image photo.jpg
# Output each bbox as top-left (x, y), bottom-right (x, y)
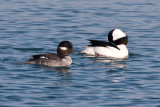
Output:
top-left (28, 64), bottom-right (71, 73)
top-left (43, 66), bottom-right (71, 73)
top-left (1, 0), bottom-right (160, 106)
top-left (96, 57), bottom-right (127, 69)
top-left (105, 69), bottom-right (127, 83)
top-left (42, 66), bottom-right (72, 86)
top-left (83, 54), bottom-right (128, 69)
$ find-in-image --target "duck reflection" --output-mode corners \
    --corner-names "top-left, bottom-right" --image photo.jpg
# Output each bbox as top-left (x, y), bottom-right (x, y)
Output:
top-left (42, 66), bottom-right (71, 73)
top-left (41, 66), bottom-right (72, 86)
top-left (82, 55), bottom-right (128, 69)
top-left (30, 64), bottom-right (71, 73)
top-left (95, 57), bottom-right (127, 69)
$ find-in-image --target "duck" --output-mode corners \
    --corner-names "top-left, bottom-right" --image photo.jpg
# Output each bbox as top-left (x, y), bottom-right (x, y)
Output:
top-left (81, 29), bottom-right (129, 59)
top-left (21, 41), bottom-right (73, 67)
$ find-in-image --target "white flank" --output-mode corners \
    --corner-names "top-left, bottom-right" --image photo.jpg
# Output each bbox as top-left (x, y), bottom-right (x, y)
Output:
top-left (94, 45), bottom-right (128, 58)
top-left (80, 46), bottom-right (95, 55)
top-left (112, 29), bottom-right (126, 41)
top-left (60, 47), bottom-right (67, 50)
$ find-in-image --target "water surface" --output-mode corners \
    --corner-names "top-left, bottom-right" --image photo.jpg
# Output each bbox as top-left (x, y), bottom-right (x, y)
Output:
top-left (0, 0), bottom-right (160, 107)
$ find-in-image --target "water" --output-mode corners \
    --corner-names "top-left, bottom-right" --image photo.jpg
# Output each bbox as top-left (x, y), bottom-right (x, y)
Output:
top-left (0, 0), bottom-right (160, 106)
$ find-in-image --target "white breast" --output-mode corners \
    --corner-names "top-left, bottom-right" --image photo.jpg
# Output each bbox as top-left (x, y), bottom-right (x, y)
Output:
top-left (62, 56), bottom-right (72, 66)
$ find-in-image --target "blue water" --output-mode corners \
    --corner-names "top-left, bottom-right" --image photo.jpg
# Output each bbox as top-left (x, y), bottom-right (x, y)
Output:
top-left (0, 0), bottom-right (160, 106)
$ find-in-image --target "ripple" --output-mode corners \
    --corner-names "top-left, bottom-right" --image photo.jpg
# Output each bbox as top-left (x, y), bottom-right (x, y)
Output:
top-left (13, 47), bottom-right (44, 52)
top-left (0, 0), bottom-right (160, 107)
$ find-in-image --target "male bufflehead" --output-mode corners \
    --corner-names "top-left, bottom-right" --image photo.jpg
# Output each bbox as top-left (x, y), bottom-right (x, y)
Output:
top-left (81, 29), bottom-right (129, 59)
top-left (22, 41), bottom-right (73, 67)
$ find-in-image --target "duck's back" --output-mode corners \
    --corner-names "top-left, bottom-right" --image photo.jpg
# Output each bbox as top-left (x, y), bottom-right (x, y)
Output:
top-left (25, 53), bottom-right (62, 66)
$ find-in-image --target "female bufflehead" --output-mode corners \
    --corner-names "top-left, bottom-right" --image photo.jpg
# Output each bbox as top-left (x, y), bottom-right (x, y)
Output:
top-left (22, 41), bottom-right (73, 67)
top-left (81, 29), bottom-right (128, 59)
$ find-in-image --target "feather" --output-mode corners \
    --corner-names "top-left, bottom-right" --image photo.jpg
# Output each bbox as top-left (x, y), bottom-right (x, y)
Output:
top-left (87, 40), bottom-right (120, 50)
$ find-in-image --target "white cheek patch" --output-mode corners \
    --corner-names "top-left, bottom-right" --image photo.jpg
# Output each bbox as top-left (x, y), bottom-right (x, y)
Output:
top-left (113, 29), bottom-right (126, 41)
top-left (60, 47), bottom-right (67, 50)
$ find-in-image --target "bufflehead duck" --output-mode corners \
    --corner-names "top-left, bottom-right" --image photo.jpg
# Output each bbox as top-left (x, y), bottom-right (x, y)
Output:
top-left (22, 41), bottom-right (73, 67)
top-left (81, 29), bottom-right (129, 59)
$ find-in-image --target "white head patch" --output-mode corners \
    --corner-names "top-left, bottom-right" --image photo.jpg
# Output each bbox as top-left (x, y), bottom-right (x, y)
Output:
top-left (60, 47), bottom-right (67, 50)
top-left (112, 29), bottom-right (126, 41)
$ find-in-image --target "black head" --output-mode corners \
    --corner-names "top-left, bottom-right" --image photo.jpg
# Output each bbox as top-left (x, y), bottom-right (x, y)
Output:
top-left (108, 29), bottom-right (115, 43)
top-left (108, 29), bottom-right (128, 45)
top-left (57, 41), bottom-right (73, 58)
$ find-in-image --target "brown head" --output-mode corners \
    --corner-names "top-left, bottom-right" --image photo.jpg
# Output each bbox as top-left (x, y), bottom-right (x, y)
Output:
top-left (57, 41), bottom-right (73, 58)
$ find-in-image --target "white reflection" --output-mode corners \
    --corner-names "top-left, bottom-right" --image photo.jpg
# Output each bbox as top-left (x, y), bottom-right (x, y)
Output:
top-left (82, 54), bottom-right (128, 69)
top-left (95, 56), bottom-right (127, 69)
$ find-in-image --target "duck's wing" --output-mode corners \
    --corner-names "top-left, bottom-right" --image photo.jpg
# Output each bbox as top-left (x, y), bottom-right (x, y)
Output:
top-left (88, 40), bottom-right (120, 50)
top-left (29, 53), bottom-right (61, 61)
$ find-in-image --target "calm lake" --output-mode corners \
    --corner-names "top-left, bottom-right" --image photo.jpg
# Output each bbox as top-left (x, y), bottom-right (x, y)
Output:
top-left (0, 0), bottom-right (160, 107)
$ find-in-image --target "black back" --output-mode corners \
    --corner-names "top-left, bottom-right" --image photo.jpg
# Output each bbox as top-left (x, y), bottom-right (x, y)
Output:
top-left (88, 39), bottom-right (120, 50)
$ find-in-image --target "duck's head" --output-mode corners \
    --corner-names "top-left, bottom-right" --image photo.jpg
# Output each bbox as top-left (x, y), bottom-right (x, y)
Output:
top-left (108, 29), bottom-right (128, 45)
top-left (57, 41), bottom-right (73, 58)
